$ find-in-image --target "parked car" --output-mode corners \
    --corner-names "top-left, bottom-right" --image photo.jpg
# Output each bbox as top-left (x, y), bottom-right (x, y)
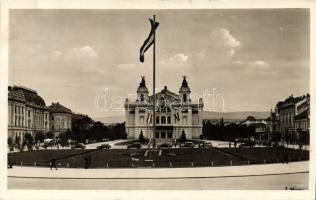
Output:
top-left (71, 143), bottom-right (86, 149)
top-left (158, 143), bottom-right (172, 148)
top-left (182, 142), bottom-right (195, 148)
top-left (203, 141), bottom-right (213, 148)
top-left (238, 141), bottom-right (255, 148)
top-left (97, 144), bottom-right (111, 149)
top-left (127, 142), bottom-right (141, 149)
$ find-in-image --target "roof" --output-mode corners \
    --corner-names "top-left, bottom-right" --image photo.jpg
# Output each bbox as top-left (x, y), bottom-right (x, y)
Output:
top-left (48, 102), bottom-right (72, 114)
top-left (149, 86), bottom-right (180, 101)
top-left (294, 110), bottom-right (309, 120)
top-left (8, 86), bottom-right (46, 107)
top-left (276, 94), bottom-right (309, 109)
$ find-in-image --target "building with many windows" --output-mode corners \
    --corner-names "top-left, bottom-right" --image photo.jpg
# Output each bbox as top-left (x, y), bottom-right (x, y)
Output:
top-left (125, 76), bottom-right (203, 141)
top-left (48, 102), bottom-right (72, 137)
top-left (273, 94), bottom-right (310, 143)
top-left (8, 86), bottom-right (73, 142)
top-left (8, 86), bottom-right (50, 143)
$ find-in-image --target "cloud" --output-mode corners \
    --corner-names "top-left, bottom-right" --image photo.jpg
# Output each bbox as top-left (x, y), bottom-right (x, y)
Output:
top-left (166, 53), bottom-right (189, 65)
top-left (208, 28), bottom-right (241, 57)
top-left (249, 60), bottom-right (270, 69)
top-left (192, 28), bottom-right (242, 67)
top-left (117, 63), bottom-right (135, 69)
top-left (65, 45), bottom-right (98, 60)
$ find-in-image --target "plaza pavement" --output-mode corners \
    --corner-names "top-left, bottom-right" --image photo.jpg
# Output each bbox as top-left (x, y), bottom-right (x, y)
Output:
top-left (8, 161), bottom-right (309, 190)
top-left (8, 161), bottom-right (308, 179)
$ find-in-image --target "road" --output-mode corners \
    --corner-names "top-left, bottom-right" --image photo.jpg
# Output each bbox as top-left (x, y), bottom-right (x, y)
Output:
top-left (8, 161), bottom-right (309, 190)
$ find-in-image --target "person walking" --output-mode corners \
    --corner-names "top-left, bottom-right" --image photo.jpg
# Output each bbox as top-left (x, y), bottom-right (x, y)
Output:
top-left (84, 156), bottom-right (89, 169)
top-left (50, 157), bottom-right (57, 170)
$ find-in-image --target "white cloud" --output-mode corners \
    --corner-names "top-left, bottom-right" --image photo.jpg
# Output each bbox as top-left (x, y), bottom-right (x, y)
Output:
top-left (169, 53), bottom-right (189, 63)
top-left (66, 45), bottom-right (98, 59)
top-left (250, 60), bottom-right (270, 69)
top-left (209, 28), bottom-right (241, 57)
top-left (118, 63), bottom-right (135, 69)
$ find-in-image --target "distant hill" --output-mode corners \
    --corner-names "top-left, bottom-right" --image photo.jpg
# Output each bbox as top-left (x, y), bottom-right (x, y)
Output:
top-left (93, 111), bottom-right (270, 125)
top-left (201, 111), bottom-right (270, 121)
top-left (93, 115), bottom-right (125, 125)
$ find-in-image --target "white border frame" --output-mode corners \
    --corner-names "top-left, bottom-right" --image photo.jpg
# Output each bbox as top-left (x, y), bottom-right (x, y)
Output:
top-left (1, 0), bottom-right (315, 200)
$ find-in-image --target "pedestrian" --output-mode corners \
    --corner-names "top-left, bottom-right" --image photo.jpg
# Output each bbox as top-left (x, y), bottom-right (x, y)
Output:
top-left (50, 157), bottom-right (57, 170)
top-left (8, 157), bottom-right (14, 168)
top-left (88, 154), bottom-right (92, 168)
top-left (84, 156), bottom-right (89, 169)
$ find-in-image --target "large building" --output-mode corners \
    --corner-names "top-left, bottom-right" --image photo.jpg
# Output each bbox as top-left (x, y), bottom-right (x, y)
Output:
top-left (48, 102), bottom-right (72, 137)
top-left (8, 86), bottom-right (50, 143)
top-left (273, 94), bottom-right (310, 143)
top-left (8, 85), bottom-right (72, 142)
top-left (125, 76), bottom-right (203, 141)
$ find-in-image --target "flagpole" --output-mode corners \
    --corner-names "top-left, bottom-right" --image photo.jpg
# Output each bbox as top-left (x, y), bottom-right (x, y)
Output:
top-left (153, 14), bottom-right (156, 150)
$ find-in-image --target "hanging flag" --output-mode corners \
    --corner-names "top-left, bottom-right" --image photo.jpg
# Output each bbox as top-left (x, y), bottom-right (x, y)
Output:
top-left (173, 112), bottom-right (180, 121)
top-left (147, 112), bottom-right (153, 124)
top-left (139, 18), bottom-right (159, 63)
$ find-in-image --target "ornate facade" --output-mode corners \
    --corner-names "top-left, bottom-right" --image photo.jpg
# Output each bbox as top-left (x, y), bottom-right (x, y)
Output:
top-left (8, 86), bottom-right (72, 142)
top-left (8, 86), bottom-right (50, 143)
top-left (125, 76), bottom-right (203, 141)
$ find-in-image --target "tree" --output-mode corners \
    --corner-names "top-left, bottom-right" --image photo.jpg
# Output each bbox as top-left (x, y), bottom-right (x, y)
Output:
top-left (180, 130), bottom-right (187, 143)
top-left (8, 137), bottom-right (13, 152)
top-left (15, 135), bottom-right (21, 151)
top-left (24, 133), bottom-right (34, 151)
top-left (139, 130), bottom-right (145, 143)
top-left (46, 131), bottom-right (55, 139)
top-left (59, 130), bottom-right (70, 147)
top-left (35, 131), bottom-right (45, 143)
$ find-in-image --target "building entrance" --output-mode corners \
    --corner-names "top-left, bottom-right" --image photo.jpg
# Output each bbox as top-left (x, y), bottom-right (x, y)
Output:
top-left (155, 126), bottom-right (173, 139)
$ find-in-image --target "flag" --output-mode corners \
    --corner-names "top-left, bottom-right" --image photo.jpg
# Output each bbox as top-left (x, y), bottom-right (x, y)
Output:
top-left (173, 112), bottom-right (180, 122)
top-left (139, 18), bottom-right (159, 63)
top-left (147, 112), bottom-right (153, 124)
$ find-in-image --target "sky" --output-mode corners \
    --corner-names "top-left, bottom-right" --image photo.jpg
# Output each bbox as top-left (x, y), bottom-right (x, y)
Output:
top-left (9, 9), bottom-right (309, 117)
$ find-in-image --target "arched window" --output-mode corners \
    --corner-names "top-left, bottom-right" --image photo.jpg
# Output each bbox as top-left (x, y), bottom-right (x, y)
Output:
top-left (183, 94), bottom-right (187, 102)
top-left (167, 116), bottom-right (171, 124)
top-left (156, 116), bottom-right (160, 124)
top-left (161, 116), bottom-right (166, 124)
top-left (140, 94), bottom-right (144, 102)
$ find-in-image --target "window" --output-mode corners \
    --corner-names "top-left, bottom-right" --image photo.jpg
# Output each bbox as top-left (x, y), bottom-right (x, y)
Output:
top-left (161, 132), bottom-right (166, 139)
top-left (139, 109), bottom-right (145, 113)
top-left (155, 131), bottom-right (159, 138)
top-left (167, 132), bottom-right (172, 138)
top-left (167, 116), bottom-right (171, 124)
top-left (28, 110), bottom-right (30, 117)
top-left (140, 116), bottom-right (144, 124)
top-left (183, 116), bottom-right (188, 125)
top-left (183, 94), bottom-right (187, 102)
top-left (161, 116), bottom-right (166, 124)
top-left (156, 116), bottom-right (160, 124)
top-left (140, 94), bottom-right (144, 102)
top-left (182, 109), bottom-right (188, 113)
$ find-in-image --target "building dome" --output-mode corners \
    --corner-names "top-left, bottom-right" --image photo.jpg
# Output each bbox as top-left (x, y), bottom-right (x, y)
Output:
top-left (137, 76), bottom-right (149, 94)
top-left (179, 76), bottom-right (191, 94)
top-left (9, 86), bottom-right (46, 107)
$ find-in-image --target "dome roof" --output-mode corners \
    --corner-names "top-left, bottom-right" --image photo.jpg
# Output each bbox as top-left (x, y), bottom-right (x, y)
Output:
top-left (179, 76), bottom-right (191, 93)
top-left (9, 86), bottom-right (46, 107)
top-left (137, 76), bottom-right (148, 93)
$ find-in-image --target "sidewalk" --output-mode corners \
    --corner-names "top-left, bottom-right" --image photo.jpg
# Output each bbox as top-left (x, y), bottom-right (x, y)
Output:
top-left (8, 161), bottom-right (309, 179)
